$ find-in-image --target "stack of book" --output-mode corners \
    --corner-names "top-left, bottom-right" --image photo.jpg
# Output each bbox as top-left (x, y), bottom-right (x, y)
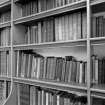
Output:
top-left (91, 55), bottom-right (105, 85)
top-left (24, 11), bottom-right (87, 44)
top-left (0, 81), bottom-right (6, 105)
top-left (0, 51), bottom-right (11, 77)
top-left (17, 84), bottom-right (30, 105)
top-left (15, 50), bottom-right (87, 85)
top-left (17, 84), bottom-right (87, 105)
top-left (21, 0), bottom-right (82, 17)
top-left (91, 15), bottom-right (105, 38)
top-left (22, 0), bottom-right (38, 17)
top-left (0, 11), bottom-right (11, 23)
top-left (0, 27), bottom-right (11, 46)
top-left (92, 98), bottom-right (105, 105)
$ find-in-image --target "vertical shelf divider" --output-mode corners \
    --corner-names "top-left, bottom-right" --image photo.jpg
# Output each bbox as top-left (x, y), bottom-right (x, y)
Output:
top-left (2, 0), bottom-right (14, 104)
top-left (87, 0), bottom-right (91, 105)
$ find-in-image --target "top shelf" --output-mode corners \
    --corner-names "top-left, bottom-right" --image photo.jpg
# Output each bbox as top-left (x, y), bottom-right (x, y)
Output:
top-left (13, 0), bottom-right (86, 25)
top-left (13, 0), bottom-right (105, 25)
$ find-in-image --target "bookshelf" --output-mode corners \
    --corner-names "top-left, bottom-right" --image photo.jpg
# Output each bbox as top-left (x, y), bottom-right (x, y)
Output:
top-left (1, 0), bottom-right (105, 105)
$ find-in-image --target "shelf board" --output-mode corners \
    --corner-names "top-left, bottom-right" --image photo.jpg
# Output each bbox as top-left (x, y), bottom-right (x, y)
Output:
top-left (0, 46), bottom-right (11, 51)
top-left (91, 0), bottom-right (105, 6)
top-left (0, 0), bottom-right (11, 13)
top-left (90, 37), bottom-right (105, 46)
top-left (13, 77), bottom-right (87, 96)
top-left (0, 21), bottom-right (11, 28)
top-left (13, 0), bottom-right (86, 25)
top-left (90, 84), bottom-right (105, 98)
top-left (0, 76), bottom-right (11, 81)
top-left (13, 39), bottom-right (87, 50)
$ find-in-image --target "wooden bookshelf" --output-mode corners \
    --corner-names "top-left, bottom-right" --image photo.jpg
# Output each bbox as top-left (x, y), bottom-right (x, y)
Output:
top-left (1, 0), bottom-right (105, 105)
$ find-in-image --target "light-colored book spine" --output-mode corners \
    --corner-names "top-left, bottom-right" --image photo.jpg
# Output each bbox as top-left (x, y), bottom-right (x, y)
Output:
top-left (30, 86), bottom-right (33, 105)
top-left (77, 12), bottom-right (82, 39)
top-left (61, 16), bottom-right (65, 41)
top-left (59, 17), bottom-right (63, 41)
top-left (31, 56), bottom-right (35, 78)
top-left (17, 84), bottom-right (20, 105)
top-left (36, 58), bottom-right (41, 79)
top-left (72, 13), bottom-right (77, 40)
top-left (57, 95), bottom-right (60, 105)
top-left (16, 51), bottom-right (19, 77)
top-left (95, 57), bottom-right (99, 84)
top-left (65, 15), bottom-right (69, 40)
top-left (82, 12), bottom-right (87, 39)
top-left (79, 61), bottom-right (83, 84)
top-left (38, 22), bottom-right (42, 43)
top-left (46, 92), bottom-right (49, 105)
top-left (20, 53), bottom-right (26, 78)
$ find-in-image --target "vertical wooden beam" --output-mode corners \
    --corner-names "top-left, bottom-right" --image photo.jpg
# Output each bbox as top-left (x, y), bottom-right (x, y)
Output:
top-left (87, 0), bottom-right (92, 105)
top-left (4, 0), bottom-right (14, 104)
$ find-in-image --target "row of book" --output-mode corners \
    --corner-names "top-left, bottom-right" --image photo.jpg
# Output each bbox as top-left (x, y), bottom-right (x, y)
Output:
top-left (21, 0), bottom-right (81, 17)
top-left (0, 51), bottom-right (11, 77)
top-left (0, 11), bottom-right (11, 23)
top-left (17, 83), bottom-right (87, 105)
top-left (0, 27), bottom-right (11, 46)
top-left (91, 15), bottom-right (105, 38)
top-left (91, 55), bottom-right (105, 85)
top-left (23, 11), bottom-right (87, 44)
top-left (93, 98), bottom-right (105, 105)
top-left (14, 50), bottom-right (87, 84)
top-left (0, 81), bottom-right (10, 105)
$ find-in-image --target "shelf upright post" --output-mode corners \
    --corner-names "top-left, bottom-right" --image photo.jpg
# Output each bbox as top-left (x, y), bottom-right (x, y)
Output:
top-left (10, 0), bottom-right (14, 91)
top-left (3, 0), bottom-right (14, 104)
top-left (87, 0), bottom-right (91, 105)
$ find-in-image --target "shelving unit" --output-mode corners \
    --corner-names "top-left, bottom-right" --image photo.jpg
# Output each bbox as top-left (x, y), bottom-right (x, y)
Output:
top-left (0, 0), bottom-right (105, 105)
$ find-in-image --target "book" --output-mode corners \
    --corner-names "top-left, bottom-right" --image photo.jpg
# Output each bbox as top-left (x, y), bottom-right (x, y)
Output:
top-left (15, 50), bottom-right (87, 85)
top-left (0, 27), bottom-right (11, 46)
top-left (0, 11), bottom-right (11, 23)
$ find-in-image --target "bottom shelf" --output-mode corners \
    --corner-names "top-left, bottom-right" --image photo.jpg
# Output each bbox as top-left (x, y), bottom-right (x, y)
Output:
top-left (13, 82), bottom-right (87, 105)
top-left (92, 97), bottom-right (105, 105)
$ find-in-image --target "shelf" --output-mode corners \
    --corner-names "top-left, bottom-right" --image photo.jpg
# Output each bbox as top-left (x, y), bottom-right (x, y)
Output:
top-left (13, 0), bottom-right (105, 25)
top-left (0, 46), bottom-right (11, 51)
top-left (0, 21), bottom-right (11, 28)
top-left (13, 77), bottom-right (87, 96)
top-left (91, 84), bottom-right (105, 92)
top-left (13, 0), bottom-right (86, 25)
top-left (91, 88), bottom-right (105, 99)
top-left (0, 76), bottom-right (11, 81)
top-left (90, 37), bottom-right (105, 46)
top-left (0, 0), bottom-right (11, 13)
top-left (91, 0), bottom-right (105, 6)
top-left (13, 39), bottom-right (87, 50)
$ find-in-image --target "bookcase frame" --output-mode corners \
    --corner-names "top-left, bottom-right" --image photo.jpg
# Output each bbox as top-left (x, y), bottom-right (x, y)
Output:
top-left (1, 0), bottom-right (105, 105)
